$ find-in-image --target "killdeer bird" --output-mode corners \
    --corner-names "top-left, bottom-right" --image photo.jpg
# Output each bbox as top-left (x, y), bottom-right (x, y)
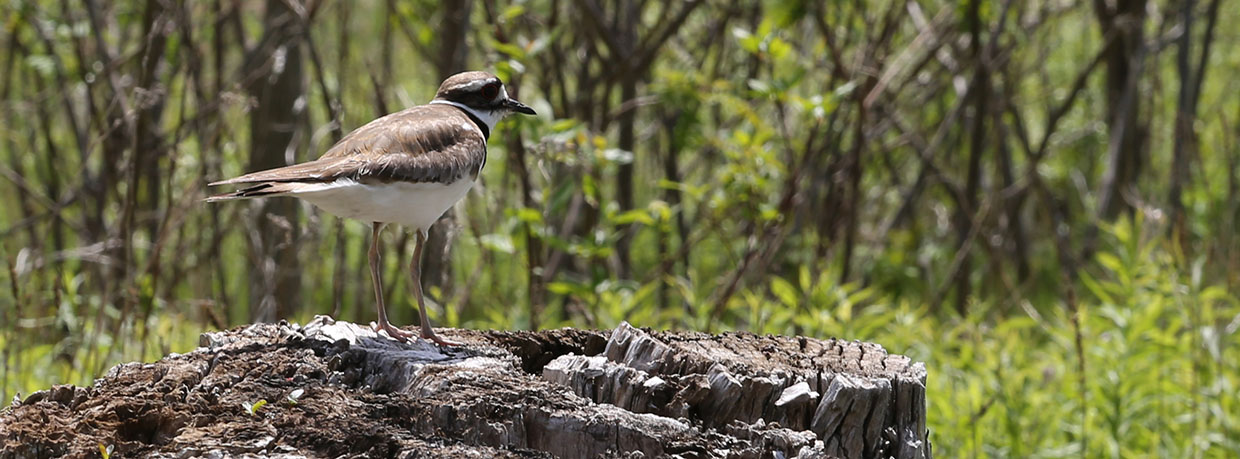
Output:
top-left (208, 71), bottom-right (536, 346)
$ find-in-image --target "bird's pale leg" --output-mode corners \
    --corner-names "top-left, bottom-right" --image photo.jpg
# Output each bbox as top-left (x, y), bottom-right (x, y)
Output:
top-left (411, 231), bottom-right (460, 346)
top-left (370, 223), bottom-right (414, 341)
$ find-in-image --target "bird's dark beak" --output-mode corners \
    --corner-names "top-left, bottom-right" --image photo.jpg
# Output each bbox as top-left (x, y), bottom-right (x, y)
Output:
top-left (506, 98), bottom-right (536, 115)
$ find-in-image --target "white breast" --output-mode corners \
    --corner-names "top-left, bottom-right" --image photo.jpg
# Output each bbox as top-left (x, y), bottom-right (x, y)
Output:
top-left (288, 178), bottom-right (475, 233)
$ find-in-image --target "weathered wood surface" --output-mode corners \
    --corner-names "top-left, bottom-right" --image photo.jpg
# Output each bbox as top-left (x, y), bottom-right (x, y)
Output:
top-left (545, 323), bottom-right (929, 458)
top-left (0, 317), bottom-right (928, 458)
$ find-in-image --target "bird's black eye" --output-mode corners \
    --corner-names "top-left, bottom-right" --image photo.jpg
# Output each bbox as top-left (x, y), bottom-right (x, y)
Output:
top-left (481, 82), bottom-right (500, 100)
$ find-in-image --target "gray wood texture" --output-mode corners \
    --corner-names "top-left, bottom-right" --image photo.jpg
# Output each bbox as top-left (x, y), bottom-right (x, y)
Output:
top-left (545, 323), bottom-right (929, 458)
top-left (1, 318), bottom-right (928, 458)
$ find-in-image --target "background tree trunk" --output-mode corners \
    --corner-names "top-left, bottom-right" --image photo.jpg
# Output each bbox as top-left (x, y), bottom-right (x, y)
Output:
top-left (1169, 0), bottom-right (1221, 237)
top-left (244, 0), bottom-right (306, 323)
top-left (1094, 0), bottom-right (1148, 220)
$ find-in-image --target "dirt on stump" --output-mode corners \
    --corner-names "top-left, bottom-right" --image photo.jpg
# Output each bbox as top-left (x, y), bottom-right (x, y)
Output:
top-left (0, 318), bottom-right (929, 458)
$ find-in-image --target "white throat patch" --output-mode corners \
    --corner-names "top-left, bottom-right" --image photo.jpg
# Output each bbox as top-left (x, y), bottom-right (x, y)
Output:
top-left (430, 95), bottom-right (507, 135)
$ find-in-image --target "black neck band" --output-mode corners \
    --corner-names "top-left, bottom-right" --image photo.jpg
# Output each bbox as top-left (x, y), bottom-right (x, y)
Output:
top-left (461, 110), bottom-right (490, 140)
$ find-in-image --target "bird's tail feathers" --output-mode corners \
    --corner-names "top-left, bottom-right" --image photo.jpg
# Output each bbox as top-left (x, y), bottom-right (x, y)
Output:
top-left (204, 182), bottom-right (298, 202)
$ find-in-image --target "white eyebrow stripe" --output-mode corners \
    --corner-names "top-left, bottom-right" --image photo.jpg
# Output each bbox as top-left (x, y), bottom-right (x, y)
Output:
top-left (453, 79), bottom-right (499, 93)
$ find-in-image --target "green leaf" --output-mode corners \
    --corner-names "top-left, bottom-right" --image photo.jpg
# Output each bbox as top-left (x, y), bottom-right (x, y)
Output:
top-left (648, 200), bottom-right (672, 223)
top-left (767, 37), bottom-right (792, 61)
top-left (243, 399), bottom-right (268, 416)
top-left (1096, 252), bottom-right (1125, 276)
top-left (548, 281), bottom-right (587, 296)
top-left (770, 277), bottom-right (799, 307)
top-left (480, 233), bottom-right (515, 254)
top-left (768, 0), bottom-right (808, 27)
top-left (581, 175), bottom-right (600, 207)
top-left (516, 208), bottom-right (543, 224)
top-left (551, 119), bottom-right (579, 132)
top-left (613, 209), bottom-right (654, 226)
top-left (733, 28), bottom-right (761, 54)
top-left (499, 4), bottom-right (526, 21)
top-left (1079, 271), bottom-right (1115, 306)
top-left (489, 38), bottom-right (527, 59)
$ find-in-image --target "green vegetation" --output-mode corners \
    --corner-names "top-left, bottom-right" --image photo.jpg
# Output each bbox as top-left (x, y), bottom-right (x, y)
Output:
top-left (2, 0), bottom-right (1238, 456)
top-left (243, 399), bottom-right (268, 416)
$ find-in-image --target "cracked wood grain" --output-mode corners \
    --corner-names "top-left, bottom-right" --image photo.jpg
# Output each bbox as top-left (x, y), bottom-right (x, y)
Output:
top-left (2, 319), bottom-right (928, 458)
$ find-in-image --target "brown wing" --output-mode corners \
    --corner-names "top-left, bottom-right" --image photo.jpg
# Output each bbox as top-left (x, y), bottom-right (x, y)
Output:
top-left (209, 105), bottom-right (487, 186)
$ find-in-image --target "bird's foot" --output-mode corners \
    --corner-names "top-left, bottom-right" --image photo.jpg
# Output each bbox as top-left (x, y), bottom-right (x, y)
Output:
top-left (422, 328), bottom-right (462, 347)
top-left (373, 321), bottom-right (416, 343)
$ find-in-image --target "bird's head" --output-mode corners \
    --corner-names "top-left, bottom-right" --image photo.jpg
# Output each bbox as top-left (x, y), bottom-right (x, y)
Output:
top-left (433, 71), bottom-right (536, 118)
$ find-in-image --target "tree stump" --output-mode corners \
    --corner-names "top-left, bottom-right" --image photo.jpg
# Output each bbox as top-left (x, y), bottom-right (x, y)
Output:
top-left (0, 317), bottom-right (929, 458)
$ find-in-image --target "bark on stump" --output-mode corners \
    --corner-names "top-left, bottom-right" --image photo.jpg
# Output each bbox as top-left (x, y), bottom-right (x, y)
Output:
top-left (0, 318), bottom-right (929, 458)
